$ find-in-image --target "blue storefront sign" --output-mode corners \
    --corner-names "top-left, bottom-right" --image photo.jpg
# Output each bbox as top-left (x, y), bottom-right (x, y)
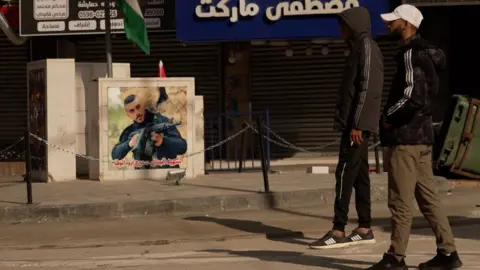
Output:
top-left (175, 0), bottom-right (391, 42)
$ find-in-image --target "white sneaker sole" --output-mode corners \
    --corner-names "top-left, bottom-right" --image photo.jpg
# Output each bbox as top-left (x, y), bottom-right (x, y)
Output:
top-left (346, 238), bottom-right (377, 246)
top-left (309, 239), bottom-right (377, 250)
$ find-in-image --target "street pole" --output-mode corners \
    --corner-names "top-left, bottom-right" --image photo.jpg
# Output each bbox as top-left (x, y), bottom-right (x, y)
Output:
top-left (104, 0), bottom-right (113, 77)
top-left (24, 129), bottom-right (33, 204)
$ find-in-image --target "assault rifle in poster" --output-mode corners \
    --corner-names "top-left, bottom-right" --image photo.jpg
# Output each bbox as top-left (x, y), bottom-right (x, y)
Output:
top-left (128, 117), bottom-right (182, 160)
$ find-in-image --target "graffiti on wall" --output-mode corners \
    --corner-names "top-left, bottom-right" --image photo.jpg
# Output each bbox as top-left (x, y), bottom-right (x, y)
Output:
top-left (28, 68), bottom-right (47, 172)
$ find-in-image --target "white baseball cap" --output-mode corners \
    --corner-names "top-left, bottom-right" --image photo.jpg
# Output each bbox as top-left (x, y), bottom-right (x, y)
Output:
top-left (380, 4), bottom-right (424, 29)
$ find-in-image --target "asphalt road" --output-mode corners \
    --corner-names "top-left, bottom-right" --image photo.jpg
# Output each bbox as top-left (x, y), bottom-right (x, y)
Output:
top-left (0, 189), bottom-right (478, 270)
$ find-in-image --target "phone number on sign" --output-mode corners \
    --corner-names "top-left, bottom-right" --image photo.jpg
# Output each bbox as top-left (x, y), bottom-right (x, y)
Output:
top-left (113, 158), bottom-right (183, 168)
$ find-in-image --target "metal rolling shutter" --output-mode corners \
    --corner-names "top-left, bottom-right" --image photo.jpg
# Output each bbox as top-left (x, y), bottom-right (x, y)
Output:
top-left (0, 34), bottom-right (29, 151)
top-left (75, 32), bottom-right (222, 114)
top-left (251, 39), bottom-right (397, 159)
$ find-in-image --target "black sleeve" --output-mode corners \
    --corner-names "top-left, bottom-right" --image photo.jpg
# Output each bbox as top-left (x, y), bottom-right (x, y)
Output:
top-left (352, 38), bottom-right (373, 129)
top-left (385, 49), bottom-right (425, 124)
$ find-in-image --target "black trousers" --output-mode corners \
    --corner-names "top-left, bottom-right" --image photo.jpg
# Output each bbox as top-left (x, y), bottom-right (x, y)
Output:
top-left (332, 130), bottom-right (372, 232)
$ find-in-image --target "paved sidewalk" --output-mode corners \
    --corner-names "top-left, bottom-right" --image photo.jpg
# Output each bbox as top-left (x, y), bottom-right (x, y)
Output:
top-left (0, 188), bottom-right (476, 250)
top-left (0, 172), bottom-right (451, 223)
top-left (0, 196), bottom-right (478, 269)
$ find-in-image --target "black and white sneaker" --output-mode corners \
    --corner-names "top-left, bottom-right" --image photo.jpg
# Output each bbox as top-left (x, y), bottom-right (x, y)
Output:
top-left (418, 250), bottom-right (463, 269)
top-left (309, 231), bottom-right (348, 249)
top-left (366, 253), bottom-right (408, 270)
top-left (345, 228), bottom-right (376, 246)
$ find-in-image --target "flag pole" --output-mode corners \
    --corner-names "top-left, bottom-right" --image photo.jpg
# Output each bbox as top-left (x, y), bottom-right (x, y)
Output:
top-left (104, 0), bottom-right (113, 77)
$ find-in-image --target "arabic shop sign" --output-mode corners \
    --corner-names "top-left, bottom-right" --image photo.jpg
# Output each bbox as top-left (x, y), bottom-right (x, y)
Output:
top-left (175, 0), bottom-right (390, 42)
top-left (196, 0), bottom-right (361, 22)
top-left (19, 0), bottom-right (175, 37)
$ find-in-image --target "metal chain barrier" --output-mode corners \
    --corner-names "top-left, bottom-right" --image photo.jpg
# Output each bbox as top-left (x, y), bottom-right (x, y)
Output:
top-left (28, 125), bottom-right (251, 164)
top-left (263, 124), bottom-right (341, 150)
top-left (244, 121), bottom-right (380, 156)
top-left (185, 125), bottom-right (250, 158)
top-left (30, 133), bottom-right (101, 162)
top-left (247, 122), bottom-right (337, 156)
top-left (0, 137), bottom-right (25, 160)
top-left (27, 121), bottom-right (380, 163)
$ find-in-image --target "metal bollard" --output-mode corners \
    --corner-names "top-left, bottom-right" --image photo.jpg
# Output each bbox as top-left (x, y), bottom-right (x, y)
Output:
top-left (24, 130), bottom-right (33, 204)
top-left (256, 118), bottom-right (270, 193)
top-left (238, 123), bottom-right (247, 173)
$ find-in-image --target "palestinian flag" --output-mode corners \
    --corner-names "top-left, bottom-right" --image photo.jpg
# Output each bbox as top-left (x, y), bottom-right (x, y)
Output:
top-left (118, 0), bottom-right (150, 55)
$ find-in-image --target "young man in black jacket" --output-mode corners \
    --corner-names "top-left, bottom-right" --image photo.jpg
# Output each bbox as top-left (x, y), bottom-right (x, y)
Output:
top-left (367, 4), bottom-right (463, 270)
top-left (310, 7), bottom-right (383, 250)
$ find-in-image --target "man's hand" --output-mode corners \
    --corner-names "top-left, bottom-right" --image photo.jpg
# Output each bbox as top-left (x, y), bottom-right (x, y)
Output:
top-left (350, 129), bottom-right (363, 145)
top-left (128, 134), bottom-right (139, 148)
top-left (151, 132), bottom-right (163, 147)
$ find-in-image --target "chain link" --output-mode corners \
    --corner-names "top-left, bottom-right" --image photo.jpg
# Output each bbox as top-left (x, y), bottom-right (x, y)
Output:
top-left (29, 125), bottom-right (251, 164)
top-left (30, 133), bottom-right (102, 162)
top-left (0, 136), bottom-right (24, 154)
top-left (245, 121), bottom-right (380, 156)
top-left (0, 137), bottom-right (25, 160)
top-left (183, 124), bottom-right (250, 158)
top-left (245, 121), bottom-right (338, 156)
top-left (263, 124), bottom-right (341, 150)
top-left (27, 121), bottom-right (379, 163)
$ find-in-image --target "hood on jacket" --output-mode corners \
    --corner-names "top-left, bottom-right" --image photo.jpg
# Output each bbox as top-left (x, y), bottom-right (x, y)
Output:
top-left (339, 7), bottom-right (371, 39)
top-left (427, 47), bottom-right (447, 70)
top-left (410, 36), bottom-right (447, 71)
top-left (425, 47), bottom-right (446, 71)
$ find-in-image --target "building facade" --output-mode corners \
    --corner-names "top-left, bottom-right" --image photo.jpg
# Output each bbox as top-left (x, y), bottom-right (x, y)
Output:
top-left (0, 0), bottom-right (478, 169)
top-left (176, 0), bottom-right (395, 159)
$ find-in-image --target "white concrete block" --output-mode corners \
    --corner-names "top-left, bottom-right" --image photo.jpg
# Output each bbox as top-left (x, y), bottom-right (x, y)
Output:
top-left (28, 59), bottom-right (77, 182)
top-left (89, 78), bottom-right (196, 181)
top-left (306, 166), bottom-right (330, 174)
top-left (75, 63), bottom-right (131, 177)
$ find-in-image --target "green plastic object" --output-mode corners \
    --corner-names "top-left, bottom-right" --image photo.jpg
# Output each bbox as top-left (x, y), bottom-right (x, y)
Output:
top-left (433, 95), bottom-right (470, 170)
top-left (450, 99), bottom-right (480, 177)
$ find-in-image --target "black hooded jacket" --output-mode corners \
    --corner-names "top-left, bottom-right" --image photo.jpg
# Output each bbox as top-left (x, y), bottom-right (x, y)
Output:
top-left (334, 7), bottom-right (384, 133)
top-left (380, 34), bottom-right (446, 146)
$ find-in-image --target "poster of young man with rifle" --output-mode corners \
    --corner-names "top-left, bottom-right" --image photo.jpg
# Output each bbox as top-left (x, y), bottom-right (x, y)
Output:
top-left (108, 86), bottom-right (188, 170)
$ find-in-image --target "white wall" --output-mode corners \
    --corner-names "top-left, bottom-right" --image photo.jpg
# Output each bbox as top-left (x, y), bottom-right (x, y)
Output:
top-left (194, 96), bottom-right (205, 177)
top-left (28, 59), bottom-right (77, 182)
top-left (75, 63), bottom-right (131, 176)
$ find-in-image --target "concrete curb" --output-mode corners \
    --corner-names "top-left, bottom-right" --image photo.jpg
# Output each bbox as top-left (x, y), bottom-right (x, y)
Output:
top-left (0, 176), bottom-right (456, 223)
top-left (0, 185), bottom-right (390, 223)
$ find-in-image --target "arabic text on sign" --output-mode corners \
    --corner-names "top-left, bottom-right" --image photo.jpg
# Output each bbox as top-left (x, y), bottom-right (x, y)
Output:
top-left (196, 0), bottom-right (260, 23)
top-left (77, 0), bottom-right (98, 9)
top-left (37, 21), bottom-right (66, 32)
top-left (68, 20), bottom-right (97, 31)
top-left (145, 17), bottom-right (162, 28)
top-left (94, 9), bottom-right (119, 19)
top-left (99, 1), bottom-right (117, 8)
top-left (112, 158), bottom-right (184, 168)
top-left (100, 19), bottom-right (124, 30)
top-left (77, 9), bottom-right (118, 19)
top-left (147, 0), bottom-right (164, 5)
top-left (144, 8), bottom-right (165, 17)
top-left (34, 0), bottom-right (69, 20)
top-left (195, 0), bottom-right (360, 23)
